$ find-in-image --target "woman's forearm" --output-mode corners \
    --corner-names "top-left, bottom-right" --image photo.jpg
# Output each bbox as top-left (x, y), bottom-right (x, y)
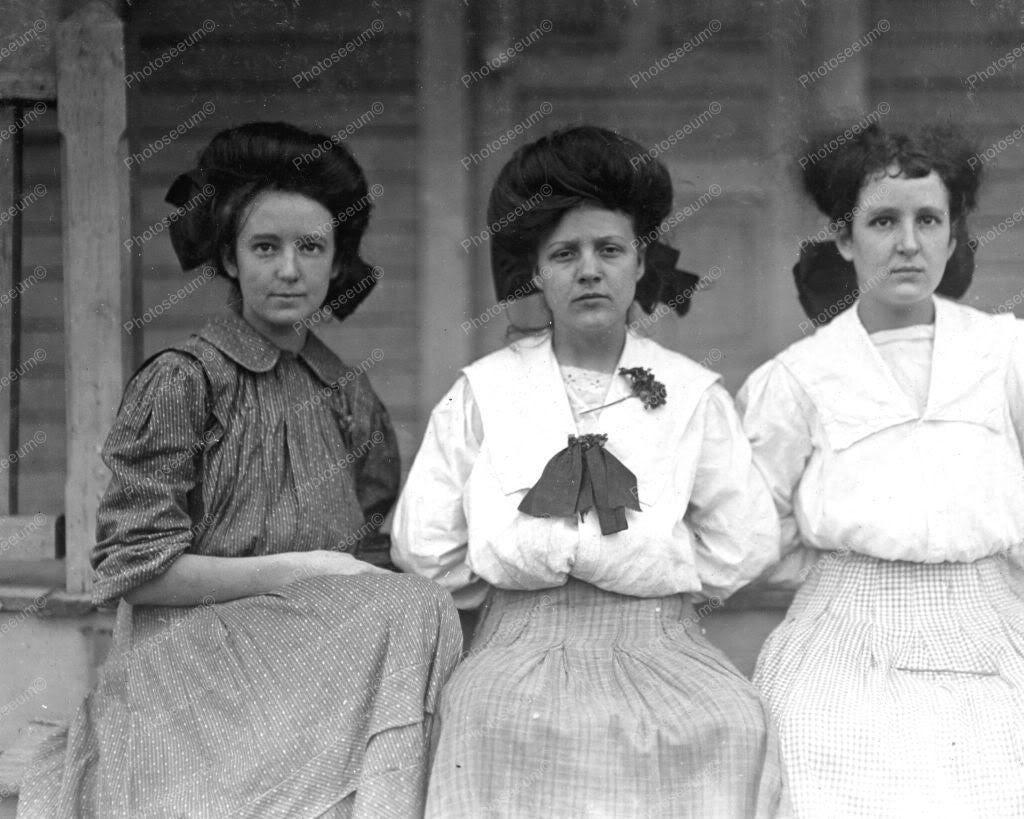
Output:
top-left (123, 552), bottom-right (299, 606)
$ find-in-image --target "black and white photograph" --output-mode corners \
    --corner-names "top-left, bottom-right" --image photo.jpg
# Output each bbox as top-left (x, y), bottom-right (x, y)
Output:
top-left (0, 0), bottom-right (1023, 815)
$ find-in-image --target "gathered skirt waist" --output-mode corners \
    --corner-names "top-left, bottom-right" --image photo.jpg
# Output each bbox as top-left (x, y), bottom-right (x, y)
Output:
top-left (474, 577), bottom-right (709, 649)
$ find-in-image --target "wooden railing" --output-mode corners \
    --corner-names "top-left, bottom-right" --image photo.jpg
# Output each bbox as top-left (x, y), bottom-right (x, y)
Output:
top-left (0, 0), bottom-right (129, 608)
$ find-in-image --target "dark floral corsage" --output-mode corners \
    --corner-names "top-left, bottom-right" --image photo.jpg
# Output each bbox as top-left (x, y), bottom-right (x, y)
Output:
top-left (581, 367), bottom-right (667, 415)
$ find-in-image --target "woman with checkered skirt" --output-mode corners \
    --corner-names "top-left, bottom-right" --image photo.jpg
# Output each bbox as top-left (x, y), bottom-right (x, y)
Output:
top-left (739, 121), bottom-right (1024, 817)
top-left (392, 126), bottom-right (786, 817)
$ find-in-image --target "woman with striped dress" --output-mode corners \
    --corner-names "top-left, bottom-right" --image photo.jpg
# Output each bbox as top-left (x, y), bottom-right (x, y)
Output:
top-left (739, 122), bottom-right (1024, 817)
top-left (392, 125), bottom-right (785, 817)
top-left (18, 122), bottom-right (461, 818)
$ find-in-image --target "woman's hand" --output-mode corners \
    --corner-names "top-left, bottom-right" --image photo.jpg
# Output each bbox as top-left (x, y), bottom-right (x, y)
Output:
top-left (288, 550), bottom-right (391, 583)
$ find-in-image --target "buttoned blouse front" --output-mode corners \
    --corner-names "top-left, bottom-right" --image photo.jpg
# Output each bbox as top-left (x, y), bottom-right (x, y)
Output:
top-left (392, 332), bottom-right (780, 608)
top-left (738, 296), bottom-right (1024, 580)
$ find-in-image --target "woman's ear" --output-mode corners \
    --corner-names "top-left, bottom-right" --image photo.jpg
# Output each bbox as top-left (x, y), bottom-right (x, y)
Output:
top-left (636, 244), bottom-right (646, 282)
top-left (835, 224), bottom-right (854, 263)
top-left (222, 248), bottom-right (239, 280)
top-left (532, 264), bottom-right (550, 294)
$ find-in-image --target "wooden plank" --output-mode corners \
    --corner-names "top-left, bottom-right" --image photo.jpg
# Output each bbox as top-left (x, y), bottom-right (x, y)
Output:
top-left (57, 3), bottom-right (130, 594)
top-left (0, 106), bottom-right (22, 514)
top-left (417, 0), bottom-right (473, 414)
top-left (0, 514), bottom-right (59, 562)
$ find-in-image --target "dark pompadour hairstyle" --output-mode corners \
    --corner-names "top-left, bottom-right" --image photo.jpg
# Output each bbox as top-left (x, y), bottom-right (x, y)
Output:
top-left (801, 121), bottom-right (982, 231)
top-left (487, 125), bottom-right (674, 302)
top-left (166, 121), bottom-right (378, 320)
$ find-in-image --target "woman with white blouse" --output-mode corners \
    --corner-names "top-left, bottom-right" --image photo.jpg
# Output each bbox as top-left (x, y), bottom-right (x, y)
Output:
top-left (392, 126), bottom-right (785, 817)
top-left (738, 122), bottom-right (1024, 817)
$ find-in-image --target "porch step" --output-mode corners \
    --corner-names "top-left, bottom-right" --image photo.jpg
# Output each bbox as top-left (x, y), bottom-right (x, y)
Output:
top-left (0, 719), bottom-right (66, 797)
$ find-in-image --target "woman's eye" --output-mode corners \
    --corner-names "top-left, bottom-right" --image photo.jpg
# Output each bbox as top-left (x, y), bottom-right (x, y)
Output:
top-left (551, 248), bottom-right (575, 262)
top-left (600, 244), bottom-right (624, 256)
top-left (297, 241), bottom-right (325, 254)
top-left (870, 217), bottom-right (893, 228)
top-left (919, 214), bottom-right (941, 226)
top-left (252, 242), bottom-right (276, 254)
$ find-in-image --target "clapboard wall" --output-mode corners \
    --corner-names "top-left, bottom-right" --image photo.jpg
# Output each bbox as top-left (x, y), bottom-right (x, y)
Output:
top-left (15, 0), bottom-right (1024, 520)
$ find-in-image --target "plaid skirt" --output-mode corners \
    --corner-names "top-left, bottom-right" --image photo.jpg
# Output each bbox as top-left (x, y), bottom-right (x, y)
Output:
top-left (18, 573), bottom-right (461, 819)
top-left (426, 578), bottom-right (784, 818)
top-left (755, 551), bottom-right (1024, 818)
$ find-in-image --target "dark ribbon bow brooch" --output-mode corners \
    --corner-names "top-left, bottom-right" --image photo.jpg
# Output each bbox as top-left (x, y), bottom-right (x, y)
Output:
top-left (518, 434), bottom-right (640, 535)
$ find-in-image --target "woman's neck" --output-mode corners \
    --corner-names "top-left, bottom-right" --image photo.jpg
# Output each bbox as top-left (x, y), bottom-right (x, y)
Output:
top-left (856, 296), bottom-right (935, 333)
top-left (551, 325), bottom-right (626, 373)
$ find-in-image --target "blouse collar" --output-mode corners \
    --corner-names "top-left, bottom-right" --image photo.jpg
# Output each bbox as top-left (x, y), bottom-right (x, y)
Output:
top-left (197, 311), bottom-right (348, 387)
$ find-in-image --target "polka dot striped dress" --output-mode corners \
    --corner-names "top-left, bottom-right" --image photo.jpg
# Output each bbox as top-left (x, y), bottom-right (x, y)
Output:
top-left (17, 314), bottom-right (462, 818)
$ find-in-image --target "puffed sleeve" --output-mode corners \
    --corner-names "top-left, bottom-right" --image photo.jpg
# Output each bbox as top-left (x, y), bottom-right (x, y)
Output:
top-left (1006, 320), bottom-right (1024, 462)
top-left (91, 352), bottom-right (210, 608)
top-left (1006, 321), bottom-right (1024, 571)
top-left (683, 384), bottom-right (780, 600)
top-left (391, 375), bottom-right (489, 608)
top-left (736, 359), bottom-right (819, 587)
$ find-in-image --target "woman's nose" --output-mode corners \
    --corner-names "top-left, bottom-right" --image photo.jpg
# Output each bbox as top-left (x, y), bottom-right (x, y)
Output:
top-left (895, 222), bottom-right (920, 254)
top-left (278, 247), bottom-right (301, 280)
top-left (576, 250), bottom-right (600, 281)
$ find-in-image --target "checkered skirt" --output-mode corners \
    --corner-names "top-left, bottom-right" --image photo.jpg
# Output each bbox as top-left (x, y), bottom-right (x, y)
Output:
top-left (755, 551), bottom-right (1024, 818)
top-left (426, 578), bottom-right (784, 818)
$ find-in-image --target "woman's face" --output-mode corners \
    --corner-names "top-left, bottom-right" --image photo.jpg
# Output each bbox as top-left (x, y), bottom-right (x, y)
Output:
top-left (534, 205), bottom-right (644, 338)
top-left (836, 168), bottom-right (956, 318)
top-left (224, 190), bottom-right (338, 350)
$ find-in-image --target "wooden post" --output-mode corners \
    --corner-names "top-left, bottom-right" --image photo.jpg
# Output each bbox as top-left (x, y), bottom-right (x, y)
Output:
top-left (0, 106), bottom-right (23, 515)
top-left (57, 1), bottom-right (129, 594)
top-left (417, 0), bottom-right (473, 415)
top-left (812, 0), bottom-right (870, 119)
top-left (761, 0), bottom-right (813, 357)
